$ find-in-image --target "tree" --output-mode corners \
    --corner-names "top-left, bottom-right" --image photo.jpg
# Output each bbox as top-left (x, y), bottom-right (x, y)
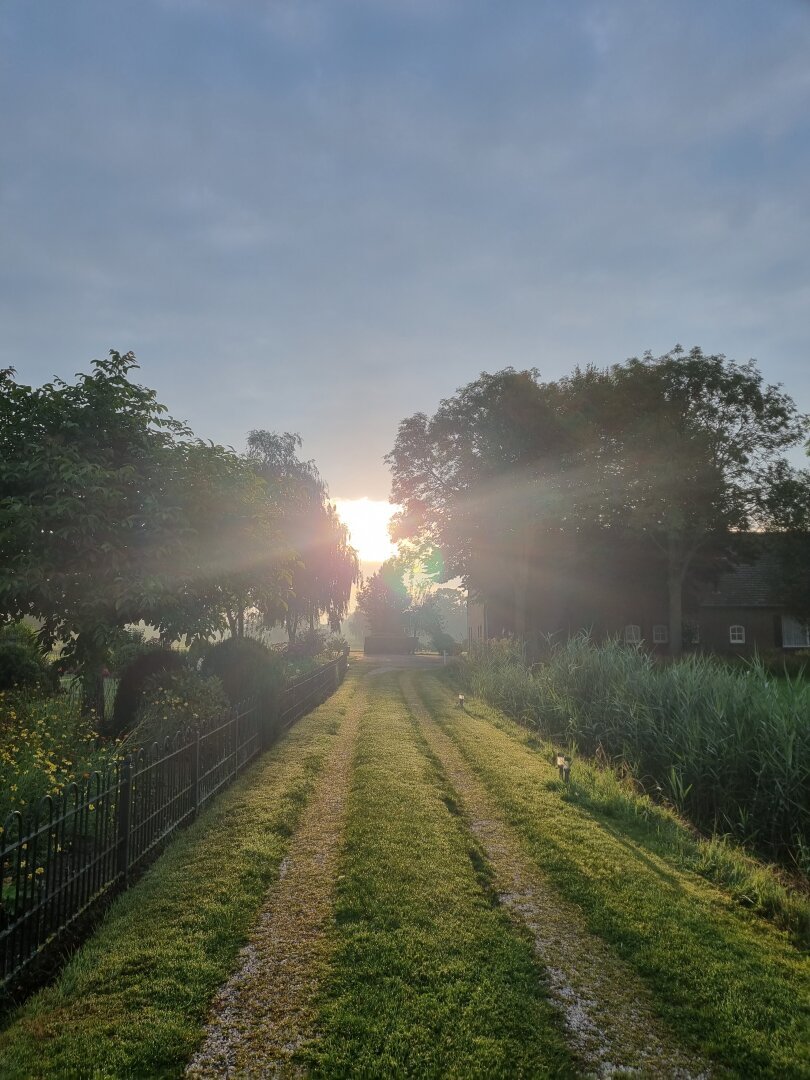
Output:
top-left (0, 352), bottom-right (191, 712)
top-left (386, 369), bottom-right (575, 637)
top-left (355, 559), bottom-right (411, 636)
top-left (151, 438), bottom-right (293, 642)
top-left (568, 348), bottom-right (807, 653)
top-left (246, 431), bottom-right (359, 641)
top-left (387, 351), bottom-right (808, 656)
top-left (758, 460), bottom-right (810, 626)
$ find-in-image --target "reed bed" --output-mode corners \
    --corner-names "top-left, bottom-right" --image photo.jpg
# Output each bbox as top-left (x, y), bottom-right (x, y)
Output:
top-left (463, 636), bottom-right (810, 874)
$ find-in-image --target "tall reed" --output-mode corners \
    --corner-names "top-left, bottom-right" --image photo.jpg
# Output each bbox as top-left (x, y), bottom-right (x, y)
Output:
top-left (463, 636), bottom-right (810, 874)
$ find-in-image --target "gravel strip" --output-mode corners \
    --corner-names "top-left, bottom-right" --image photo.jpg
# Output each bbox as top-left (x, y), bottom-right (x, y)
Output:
top-left (400, 673), bottom-right (709, 1080)
top-left (186, 680), bottom-right (365, 1079)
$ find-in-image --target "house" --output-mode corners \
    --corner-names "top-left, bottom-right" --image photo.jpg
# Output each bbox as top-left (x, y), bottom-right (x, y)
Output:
top-left (467, 538), bottom-right (810, 655)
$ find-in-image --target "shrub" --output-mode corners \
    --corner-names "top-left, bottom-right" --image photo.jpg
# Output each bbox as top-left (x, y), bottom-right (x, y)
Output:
top-left (0, 642), bottom-right (58, 694)
top-left (107, 627), bottom-right (156, 677)
top-left (0, 690), bottom-right (106, 821)
top-left (201, 637), bottom-right (285, 709)
top-left (109, 649), bottom-right (185, 738)
top-left (126, 669), bottom-right (229, 748)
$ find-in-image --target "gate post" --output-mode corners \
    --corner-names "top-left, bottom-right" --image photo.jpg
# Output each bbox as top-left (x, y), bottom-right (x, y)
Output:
top-left (117, 756), bottom-right (132, 888)
top-left (192, 730), bottom-right (201, 819)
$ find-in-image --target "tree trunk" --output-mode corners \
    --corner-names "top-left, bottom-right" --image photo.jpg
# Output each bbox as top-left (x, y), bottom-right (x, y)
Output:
top-left (81, 667), bottom-right (106, 725)
top-left (667, 535), bottom-right (684, 658)
top-left (513, 521), bottom-right (532, 639)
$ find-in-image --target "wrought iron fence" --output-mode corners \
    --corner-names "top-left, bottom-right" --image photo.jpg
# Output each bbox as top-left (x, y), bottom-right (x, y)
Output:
top-left (0, 650), bottom-right (348, 997)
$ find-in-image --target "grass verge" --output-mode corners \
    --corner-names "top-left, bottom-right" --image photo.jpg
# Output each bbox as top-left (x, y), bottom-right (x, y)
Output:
top-left (0, 673), bottom-right (359, 1079)
top-left (421, 673), bottom-right (810, 1079)
top-left (301, 671), bottom-right (577, 1079)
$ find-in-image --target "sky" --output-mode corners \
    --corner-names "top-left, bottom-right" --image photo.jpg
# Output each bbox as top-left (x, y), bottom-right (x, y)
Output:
top-left (2, 0), bottom-right (810, 505)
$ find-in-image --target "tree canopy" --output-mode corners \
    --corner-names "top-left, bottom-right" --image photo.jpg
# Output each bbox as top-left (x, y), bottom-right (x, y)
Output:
top-left (387, 348), bottom-right (809, 654)
top-left (0, 353), bottom-right (359, 711)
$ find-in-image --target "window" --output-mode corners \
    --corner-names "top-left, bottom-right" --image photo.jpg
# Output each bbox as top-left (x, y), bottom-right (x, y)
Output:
top-left (782, 616), bottom-right (810, 649)
top-left (652, 624), bottom-right (669, 644)
top-left (684, 622), bottom-right (700, 646)
top-left (729, 624), bottom-right (745, 645)
top-left (624, 624), bottom-right (641, 644)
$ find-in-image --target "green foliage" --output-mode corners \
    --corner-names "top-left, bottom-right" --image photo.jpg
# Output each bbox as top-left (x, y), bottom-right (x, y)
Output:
top-left (105, 627), bottom-right (154, 677)
top-left (128, 669), bottom-right (229, 748)
top-left (464, 636), bottom-right (810, 872)
top-left (0, 690), bottom-right (106, 821)
top-left (355, 559), bottom-right (411, 635)
top-left (247, 431), bottom-right (360, 641)
top-left (0, 643), bottom-right (57, 694)
top-left (201, 637), bottom-right (285, 709)
top-left (0, 353), bottom-right (190, 673)
top-left (387, 349), bottom-right (809, 653)
top-left (109, 649), bottom-right (186, 738)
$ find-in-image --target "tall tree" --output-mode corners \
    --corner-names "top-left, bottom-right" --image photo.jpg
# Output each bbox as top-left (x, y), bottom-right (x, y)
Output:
top-left (0, 352), bottom-right (190, 712)
top-left (386, 369), bottom-right (575, 637)
top-left (355, 559), bottom-right (411, 636)
top-left (567, 348), bottom-right (807, 653)
top-left (247, 431), bottom-right (359, 640)
top-left (387, 351), bottom-right (807, 655)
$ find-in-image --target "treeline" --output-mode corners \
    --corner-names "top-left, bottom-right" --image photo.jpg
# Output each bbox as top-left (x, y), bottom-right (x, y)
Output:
top-left (387, 346), bottom-right (810, 652)
top-left (0, 351), bottom-right (359, 711)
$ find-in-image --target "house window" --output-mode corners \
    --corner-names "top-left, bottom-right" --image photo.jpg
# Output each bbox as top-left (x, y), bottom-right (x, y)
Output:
top-left (652, 624), bottom-right (669, 644)
top-left (684, 622), bottom-right (700, 646)
top-left (781, 616), bottom-right (810, 649)
top-left (624, 624), bottom-right (641, 644)
top-left (729, 625), bottom-right (746, 645)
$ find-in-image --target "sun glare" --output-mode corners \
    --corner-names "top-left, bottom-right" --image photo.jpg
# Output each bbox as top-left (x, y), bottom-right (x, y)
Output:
top-left (333, 498), bottom-right (400, 564)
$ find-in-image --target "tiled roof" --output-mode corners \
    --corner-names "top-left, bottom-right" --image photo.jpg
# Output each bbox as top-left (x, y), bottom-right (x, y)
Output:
top-left (698, 538), bottom-right (806, 609)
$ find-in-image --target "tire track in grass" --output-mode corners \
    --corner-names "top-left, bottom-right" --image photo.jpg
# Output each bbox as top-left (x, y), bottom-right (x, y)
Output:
top-left (400, 672), bottom-right (707, 1080)
top-left (186, 679), bottom-right (366, 1078)
top-left (416, 673), bottom-right (810, 1080)
top-left (301, 670), bottom-right (578, 1079)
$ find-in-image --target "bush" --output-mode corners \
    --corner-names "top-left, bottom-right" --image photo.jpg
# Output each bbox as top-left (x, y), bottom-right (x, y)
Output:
top-left (0, 642), bottom-right (58, 694)
top-left (109, 649), bottom-right (186, 738)
top-left (107, 627), bottom-right (157, 677)
top-left (0, 690), bottom-right (107, 821)
top-left (126, 669), bottom-right (229, 748)
top-left (201, 637), bottom-right (286, 709)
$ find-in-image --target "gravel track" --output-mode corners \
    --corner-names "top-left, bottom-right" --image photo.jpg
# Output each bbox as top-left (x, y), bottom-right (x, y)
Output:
top-left (399, 672), bottom-right (709, 1080)
top-left (186, 679), bottom-right (365, 1079)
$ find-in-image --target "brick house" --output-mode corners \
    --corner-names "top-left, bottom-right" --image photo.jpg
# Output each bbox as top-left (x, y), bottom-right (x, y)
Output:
top-left (467, 539), bottom-right (810, 656)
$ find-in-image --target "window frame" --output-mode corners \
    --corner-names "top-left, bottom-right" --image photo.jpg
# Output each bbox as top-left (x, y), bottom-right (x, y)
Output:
top-left (729, 624), bottom-right (746, 645)
top-left (781, 615), bottom-right (810, 649)
top-left (623, 623), bottom-right (642, 644)
top-left (652, 624), bottom-right (669, 644)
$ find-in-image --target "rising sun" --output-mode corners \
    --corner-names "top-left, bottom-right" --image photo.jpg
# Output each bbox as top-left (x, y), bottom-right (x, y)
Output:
top-left (333, 497), bottom-right (401, 564)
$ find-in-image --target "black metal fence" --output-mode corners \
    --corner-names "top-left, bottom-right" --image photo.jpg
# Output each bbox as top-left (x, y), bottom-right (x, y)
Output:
top-left (0, 651), bottom-right (349, 997)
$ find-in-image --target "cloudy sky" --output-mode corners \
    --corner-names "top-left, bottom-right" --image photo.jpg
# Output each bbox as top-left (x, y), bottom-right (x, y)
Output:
top-left (2, 0), bottom-right (809, 500)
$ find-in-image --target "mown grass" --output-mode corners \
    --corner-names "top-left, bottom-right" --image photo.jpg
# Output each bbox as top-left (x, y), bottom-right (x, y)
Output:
top-left (0, 673), bottom-right (359, 1079)
top-left (301, 672), bottom-right (577, 1079)
top-left (465, 636), bottom-right (810, 873)
top-left (421, 673), bottom-right (810, 1079)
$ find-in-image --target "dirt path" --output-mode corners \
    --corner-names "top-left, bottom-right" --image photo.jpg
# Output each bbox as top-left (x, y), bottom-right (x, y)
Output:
top-left (399, 672), bottom-right (709, 1079)
top-left (186, 680), bottom-right (365, 1079)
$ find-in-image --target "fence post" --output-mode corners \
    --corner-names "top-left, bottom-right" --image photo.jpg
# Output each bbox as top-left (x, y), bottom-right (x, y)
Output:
top-left (192, 730), bottom-right (201, 819)
top-left (117, 756), bottom-right (132, 889)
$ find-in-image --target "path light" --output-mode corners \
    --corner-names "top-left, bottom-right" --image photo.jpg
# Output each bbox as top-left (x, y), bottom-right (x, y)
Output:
top-left (458, 693), bottom-right (465, 710)
top-left (556, 752), bottom-right (571, 784)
